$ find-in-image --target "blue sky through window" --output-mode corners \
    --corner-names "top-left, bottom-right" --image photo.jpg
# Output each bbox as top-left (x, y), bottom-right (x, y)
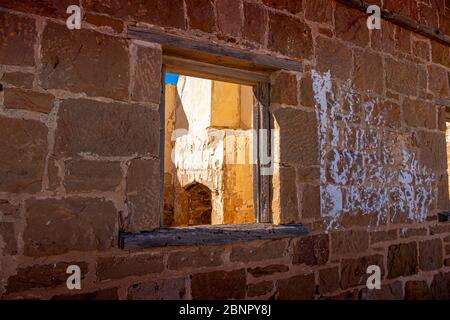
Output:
top-left (165, 73), bottom-right (179, 85)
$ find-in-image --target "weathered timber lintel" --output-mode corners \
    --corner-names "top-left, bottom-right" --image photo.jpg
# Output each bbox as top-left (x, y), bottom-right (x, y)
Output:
top-left (128, 26), bottom-right (302, 72)
top-left (163, 55), bottom-right (270, 85)
top-left (336, 0), bottom-right (450, 47)
top-left (119, 224), bottom-right (308, 249)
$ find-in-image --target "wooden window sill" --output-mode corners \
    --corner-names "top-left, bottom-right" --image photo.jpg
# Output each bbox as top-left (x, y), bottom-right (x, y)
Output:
top-left (119, 223), bottom-right (308, 249)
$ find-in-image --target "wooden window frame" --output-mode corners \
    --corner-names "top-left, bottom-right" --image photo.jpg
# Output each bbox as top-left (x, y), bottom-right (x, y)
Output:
top-left (119, 27), bottom-right (307, 249)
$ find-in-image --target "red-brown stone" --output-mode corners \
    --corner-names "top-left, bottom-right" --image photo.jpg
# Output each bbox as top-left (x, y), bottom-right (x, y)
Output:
top-left (126, 159), bottom-right (161, 232)
top-left (64, 160), bottom-right (123, 193)
top-left (293, 234), bottom-right (329, 266)
top-left (6, 261), bottom-right (88, 293)
top-left (419, 238), bottom-right (443, 271)
top-left (23, 197), bottom-right (116, 257)
top-left (271, 71), bottom-right (298, 105)
top-left (0, 116), bottom-right (47, 193)
top-left (341, 255), bottom-right (384, 289)
top-left (268, 11), bottom-right (313, 59)
top-left (334, 3), bottom-right (369, 47)
top-left (186, 0), bottom-right (216, 33)
top-left (243, 2), bottom-right (267, 46)
top-left (4, 88), bottom-right (54, 113)
top-left (276, 273), bottom-right (315, 299)
top-left (40, 22), bottom-right (129, 100)
top-left (54, 99), bottom-right (159, 158)
top-left (83, 0), bottom-right (186, 29)
top-left (387, 242), bottom-right (418, 278)
top-left (0, 12), bottom-right (36, 67)
top-left (191, 269), bottom-right (246, 300)
top-left (97, 253), bottom-right (164, 280)
top-left (230, 240), bottom-right (288, 262)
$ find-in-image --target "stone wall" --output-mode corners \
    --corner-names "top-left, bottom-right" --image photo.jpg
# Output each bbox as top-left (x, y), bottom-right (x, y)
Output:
top-left (0, 0), bottom-right (449, 299)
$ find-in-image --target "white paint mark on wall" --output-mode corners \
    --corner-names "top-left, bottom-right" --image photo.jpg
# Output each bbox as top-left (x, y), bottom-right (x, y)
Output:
top-left (311, 70), bottom-right (435, 229)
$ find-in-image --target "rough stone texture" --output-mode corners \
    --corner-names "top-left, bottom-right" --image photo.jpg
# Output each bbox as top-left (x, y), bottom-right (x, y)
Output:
top-left (293, 234), bottom-right (329, 266)
top-left (419, 239), bottom-right (443, 271)
top-left (0, 200), bottom-right (19, 216)
top-left (126, 159), bottom-right (160, 232)
top-left (316, 36), bottom-right (352, 80)
top-left (230, 240), bottom-right (287, 262)
top-left (23, 198), bottom-right (116, 257)
top-left (276, 273), bottom-right (315, 299)
top-left (371, 20), bottom-right (396, 54)
top-left (131, 45), bottom-right (161, 104)
top-left (0, 11), bottom-right (35, 66)
top-left (167, 247), bottom-right (224, 270)
top-left (305, 0), bottom-right (332, 24)
top-left (186, 0), bottom-right (216, 33)
top-left (412, 39), bottom-right (431, 61)
top-left (331, 230), bottom-right (369, 255)
top-left (64, 160), bottom-right (123, 193)
top-left (360, 281), bottom-right (403, 300)
top-left (6, 262), bottom-right (88, 293)
top-left (83, 0), bottom-right (186, 29)
top-left (367, 100), bottom-right (401, 129)
top-left (413, 130), bottom-right (446, 172)
top-left (248, 264), bottom-right (289, 278)
top-left (243, 2), bottom-right (267, 46)
top-left (271, 71), bottom-right (298, 105)
top-left (1, 72), bottom-right (34, 89)
top-left (276, 166), bottom-right (299, 223)
top-left (431, 272), bottom-right (450, 299)
top-left (191, 269), bottom-right (246, 300)
top-left (296, 166), bottom-right (320, 184)
top-left (395, 27), bottom-right (412, 54)
top-left (247, 281), bottom-right (273, 297)
top-left (1, 0), bottom-right (449, 301)
top-left (84, 13), bottom-right (124, 33)
top-left (299, 73), bottom-right (315, 108)
top-left (0, 116), bottom-right (47, 193)
top-left (431, 41), bottom-right (450, 68)
top-left (370, 229), bottom-right (397, 244)
top-left (318, 266), bottom-right (339, 294)
top-left (216, 0), bottom-right (242, 38)
top-left (273, 108), bottom-right (318, 166)
top-left (268, 11), bottom-right (313, 59)
top-left (341, 255), bottom-right (384, 289)
top-left (97, 253), bottom-right (164, 280)
top-left (384, 0), bottom-right (418, 20)
top-left (54, 99), bottom-right (159, 158)
top-left (353, 49), bottom-right (383, 93)
top-left (405, 281), bottom-right (432, 300)
top-left (428, 64), bottom-right (450, 98)
top-left (262, 0), bottom-right (303, 14)
top-left (127, 278), bottom-right (186, 300)
top-left (334, 2), bottom-right (369, 47)
top-left (387, 242), bottom-right (418, 278)
top-left (0, 222), bottom-right (17, 254)
top-left (385, 57), bottom-right (418, 96)
top-left (300, 184), bottom-right (321, 219)
top-left (403, 98), bottom-right (436, 129)
top-left (4, 88), bottom-right (54, 113)
top-left (40, 22), bottom-right (129, 100)
top-left (0, 0), bottom-right (75, 18)
top-left (52, 288), bottom-right (119, 300)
